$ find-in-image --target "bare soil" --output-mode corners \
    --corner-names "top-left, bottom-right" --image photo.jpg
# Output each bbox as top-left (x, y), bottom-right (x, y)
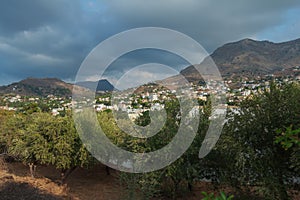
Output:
top-left (0, 162), bottom-right (299, 200)
top-left (0, 162), bottom-right (121, 200)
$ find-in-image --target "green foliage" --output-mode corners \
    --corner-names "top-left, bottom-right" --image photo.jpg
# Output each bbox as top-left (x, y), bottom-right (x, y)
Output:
top-left (20, 102), bottom-right (41, 114)
top-left (1, 112), bottom-right (94, 171)
top-left (275, 126), bottom-right (300, 150)
top-left (119, 172), bottom-right (163, 200)
top-left (117, 98), bottom-right (211, 199)
top-left (275, 126), bottom-right (300, 173)
top-left (0, 110), bottom-right (16, 153)
top-left (201, 191), bottom-right (234, 200)
top-left (1, 82), bottom-right (300, 199)
top-left (218, 82), bottom-right (300, 199)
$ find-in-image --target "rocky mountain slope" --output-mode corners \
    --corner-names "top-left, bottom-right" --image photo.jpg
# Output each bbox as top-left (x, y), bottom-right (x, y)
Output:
top-left (0, 78), bottom-right (90, 97)
top-left (180, 38), bottom-right (300, 81)
top-left (0, 78), bottom-right (116, 97)
top-left (76, 79), bottom-right (115, 92)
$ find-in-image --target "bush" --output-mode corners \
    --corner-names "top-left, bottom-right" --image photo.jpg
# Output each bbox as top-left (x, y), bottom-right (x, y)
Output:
top-left (201, 191), bottom-right (234, 200)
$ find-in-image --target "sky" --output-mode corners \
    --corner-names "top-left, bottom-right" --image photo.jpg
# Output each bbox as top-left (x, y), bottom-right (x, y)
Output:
top-left (0, 0), bottom-right (300, 87)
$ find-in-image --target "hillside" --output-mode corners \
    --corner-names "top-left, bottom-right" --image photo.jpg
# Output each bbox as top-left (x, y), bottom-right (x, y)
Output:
top-left (0, 78), bottom-right (115, 97)
top-left (180, 38), bottom-right (300, 81)
top-left (0, 78), bottom-right (88, 97)
top-left (1, 38), bottom-right (300, 96)
top-left (76, 79), bottom-right (115, 92)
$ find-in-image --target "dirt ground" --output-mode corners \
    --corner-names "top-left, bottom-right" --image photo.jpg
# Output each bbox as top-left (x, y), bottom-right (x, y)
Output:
top-left (0, 162), bottom-right (121, 200)
top-left (0, 161), bottom-right (299, 200)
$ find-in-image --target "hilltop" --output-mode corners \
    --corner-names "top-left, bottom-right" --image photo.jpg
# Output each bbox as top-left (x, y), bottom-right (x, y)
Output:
top-left (0, 78), bottom-right (114, 97)
top-left (0, 78), bottom-right (74, 97)
top-left (180, 38), bottom-right (300, 82)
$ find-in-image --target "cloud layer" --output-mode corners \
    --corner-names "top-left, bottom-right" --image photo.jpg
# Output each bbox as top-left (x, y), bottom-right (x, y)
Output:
top-left (0, 0), bottom-right (300, 85)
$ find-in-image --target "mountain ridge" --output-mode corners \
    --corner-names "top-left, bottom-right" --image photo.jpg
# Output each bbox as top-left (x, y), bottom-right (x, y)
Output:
top-left (1, 37), bottom-right (299, 96)
top-left (180, 37), bottom-right (300, 82)
top-left (76, 79), bottom-right (115, 92)
top-left (0, 77), bottom-right (114, 97)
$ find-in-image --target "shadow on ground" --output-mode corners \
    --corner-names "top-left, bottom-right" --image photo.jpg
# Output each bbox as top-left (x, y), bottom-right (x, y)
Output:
top-left (0, 180), bottom-right (64, 200)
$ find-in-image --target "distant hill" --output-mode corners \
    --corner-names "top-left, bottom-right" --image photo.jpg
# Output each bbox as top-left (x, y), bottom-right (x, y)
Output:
top-left (0, 78), bottom-right (87, 97)
top-left (0, 78), bottom-right (115, 97)
top-left (76, 79), bottom-right (115, 92)
top-left (2, 38), bottom-right (299, 97)
top-left (180, 38), bottom-right (300, 82)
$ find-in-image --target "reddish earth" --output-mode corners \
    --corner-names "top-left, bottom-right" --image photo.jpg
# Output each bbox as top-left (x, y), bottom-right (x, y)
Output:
top-left (0, 162), bottom-right (121, 200)
top-left (0, 161), bottom-right (299, 200)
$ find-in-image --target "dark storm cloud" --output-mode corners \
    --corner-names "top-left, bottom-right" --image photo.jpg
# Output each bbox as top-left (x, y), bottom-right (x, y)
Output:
top-left (0, 0), bottom-right (81, 35)
top-left (0, 0), bottom-right (300, 85)
top-left (0, 0), bottom-right (109, 84)
top-left (104, 0), bottom-right (300, 51)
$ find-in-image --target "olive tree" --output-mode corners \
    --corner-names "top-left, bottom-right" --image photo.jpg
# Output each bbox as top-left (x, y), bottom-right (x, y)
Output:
top-left (6, 112), bottom-right (94, 181)
top-left (218, 82), bottom-right (300, 199)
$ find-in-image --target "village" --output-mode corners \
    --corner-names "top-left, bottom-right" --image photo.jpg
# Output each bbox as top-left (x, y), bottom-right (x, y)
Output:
top-left (1, 71), bottom-right (299, 119)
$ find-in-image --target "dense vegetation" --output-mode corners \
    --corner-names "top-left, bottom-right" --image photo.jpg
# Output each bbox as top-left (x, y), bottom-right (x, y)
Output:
top-left (0, 82), bottom-right (299, 199)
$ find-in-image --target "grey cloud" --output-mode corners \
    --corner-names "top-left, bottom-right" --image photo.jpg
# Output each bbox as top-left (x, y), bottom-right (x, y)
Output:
top-left (0, 0), bottom-right (81, 35)
top-left (0, 0), bottom-right (109, 83)
top-left (104, 0), bottom-right (300, 51)
top-left (0, 0), bottom-right (300, 85)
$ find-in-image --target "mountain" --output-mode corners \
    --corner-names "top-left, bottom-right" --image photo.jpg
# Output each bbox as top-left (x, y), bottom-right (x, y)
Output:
top-left (0, 78), bottom-right (115, 97)
top-left (76, 79), bottom-right (115, 92)
top-left (0, 78), bottom-right (87, 97)
top-left (180, 38), bottom-right (300, 81)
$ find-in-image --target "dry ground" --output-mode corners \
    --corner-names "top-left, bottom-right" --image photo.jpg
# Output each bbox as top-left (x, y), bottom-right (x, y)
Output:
top-left (0, 162), bottom-right (121, 200)
top-left (0, 161), bottom-right (299, 200)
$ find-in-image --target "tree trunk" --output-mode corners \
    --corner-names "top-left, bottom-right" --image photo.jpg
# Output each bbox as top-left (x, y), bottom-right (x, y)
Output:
top-left (29, 163), bottom-right (36, 178)
top-left (187, 182), bottom-right (193, 192)
top-left (61, 166), bottom-right (77, 184)
top-left (106, 166), bottom-right (110, 175)
top-left (277, 179), bottom-right (289, 200)
top-left (171, 177), bottom-right (181, 200)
